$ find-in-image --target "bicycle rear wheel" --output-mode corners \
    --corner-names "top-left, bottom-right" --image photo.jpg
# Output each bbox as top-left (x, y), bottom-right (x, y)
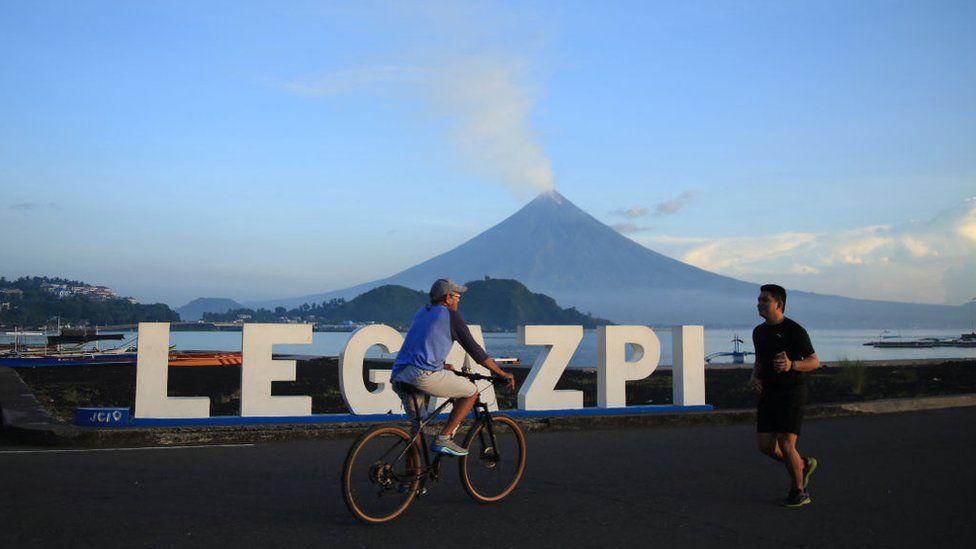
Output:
top-left (341, 425), bottom-right (421, 524)
top-left (459, 414), bottom-right (526, 503)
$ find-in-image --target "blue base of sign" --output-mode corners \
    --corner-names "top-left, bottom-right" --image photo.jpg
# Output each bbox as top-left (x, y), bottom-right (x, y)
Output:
top-left (81, 404), bottom-right (713, 428)
top-left (75, 407), bottom-right (131, 427)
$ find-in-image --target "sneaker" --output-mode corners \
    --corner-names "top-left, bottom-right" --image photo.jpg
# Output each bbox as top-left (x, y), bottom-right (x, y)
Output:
top-left (431, 435), bottom-right (468, 456)
top-left (781, 489), bottom-right (812, 508)
top-left (803, 457), bottom-right (818, 489)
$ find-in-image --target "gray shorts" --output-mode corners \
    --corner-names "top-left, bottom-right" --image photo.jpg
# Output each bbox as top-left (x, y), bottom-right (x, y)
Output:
top-left (392, 365), bottom-right (477, 416)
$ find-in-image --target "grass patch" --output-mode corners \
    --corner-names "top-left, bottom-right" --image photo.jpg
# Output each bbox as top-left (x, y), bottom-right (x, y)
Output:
top-left (835, 359), bottom-right (869, 395)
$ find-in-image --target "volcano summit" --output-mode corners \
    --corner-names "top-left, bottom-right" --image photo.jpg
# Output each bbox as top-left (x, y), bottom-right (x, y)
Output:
top-left (255, 191), bottom-right (967, 328)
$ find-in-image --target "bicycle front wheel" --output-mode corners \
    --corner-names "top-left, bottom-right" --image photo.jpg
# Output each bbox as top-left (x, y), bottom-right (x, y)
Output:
top-left (341, 425), bottom-right (421, 524)
top-left (459, 414), bottom-right (526, 503)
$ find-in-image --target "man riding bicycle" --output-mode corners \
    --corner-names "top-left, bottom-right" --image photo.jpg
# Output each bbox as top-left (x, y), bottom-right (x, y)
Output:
top-left (390, 278), bottom-right (516, 456)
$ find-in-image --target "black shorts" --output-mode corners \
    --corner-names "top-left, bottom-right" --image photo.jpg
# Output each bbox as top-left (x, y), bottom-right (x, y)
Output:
top-left (757, 384), bottom-right (807, 435)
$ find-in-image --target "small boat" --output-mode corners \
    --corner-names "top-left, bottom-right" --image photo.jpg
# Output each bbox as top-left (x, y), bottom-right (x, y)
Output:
top-left (863, 335), bottom-right (975, 348)
top-left (705, 334), bottom-right (755, 364)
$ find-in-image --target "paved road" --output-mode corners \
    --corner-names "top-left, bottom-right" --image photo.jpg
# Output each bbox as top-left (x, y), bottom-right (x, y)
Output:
top-left (2, 407), bottom-right (974, 548)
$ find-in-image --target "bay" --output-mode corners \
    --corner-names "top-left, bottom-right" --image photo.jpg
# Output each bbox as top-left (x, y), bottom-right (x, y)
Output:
top-left (101, 327), bottom-right (975, 368)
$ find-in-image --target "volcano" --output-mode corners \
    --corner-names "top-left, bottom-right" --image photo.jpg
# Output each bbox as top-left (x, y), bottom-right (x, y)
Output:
top-left (257, 191), bottom-right (967, 327)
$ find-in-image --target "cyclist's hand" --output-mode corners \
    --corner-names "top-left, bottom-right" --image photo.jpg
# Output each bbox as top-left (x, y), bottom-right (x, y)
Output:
top-left (502, 372), bottom-right (516, 391)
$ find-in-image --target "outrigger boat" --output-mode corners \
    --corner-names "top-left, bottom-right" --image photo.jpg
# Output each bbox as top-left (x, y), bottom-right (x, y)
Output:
top-left (705, 334), bottom-right (755, 364)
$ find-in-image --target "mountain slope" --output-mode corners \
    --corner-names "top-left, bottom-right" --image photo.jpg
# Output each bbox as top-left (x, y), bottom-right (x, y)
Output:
top-left (251, 191), bottom-right (967, 328)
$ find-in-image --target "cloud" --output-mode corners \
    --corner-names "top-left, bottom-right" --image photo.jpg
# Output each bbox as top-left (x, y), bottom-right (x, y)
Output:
top-left (654, 191), bottom-right (693, 216)
top-left (957, 197), bottom-right (976, 241)
top-left (8, 202), bottom-right (39, 211)
top-left (430, 55), bottom-right (553, 195)
top-left (679, 232), bottom-right (819, 272)
top-left (282, 4), bottom-right (553, 197)
top-left (611, 222), bottom-right (653, 234)
top-left (612, 206), bottom-right (648, 219)
top-left (7, 202), bottom-right (56, 211)
top-left (635, 199), bottom-right (976, 305)
top-left (610, 191), bottom-right (693, 226)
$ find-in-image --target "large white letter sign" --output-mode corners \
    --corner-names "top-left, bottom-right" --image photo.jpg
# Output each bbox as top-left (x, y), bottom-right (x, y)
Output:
top-left (597, 326), bottom-right (660, 408)
top-left (241, 323), bottom-right (312, 417)
top-left (518, 325), bottom-right (583, 410)
top-left (134, 323), bottom-right (210, 418)
top-left (672, 325), bottom-right (706, 405)
top-left (339, 324), bottom-right (404, 414)
top-left (426, 325), bottom-right (499, 415)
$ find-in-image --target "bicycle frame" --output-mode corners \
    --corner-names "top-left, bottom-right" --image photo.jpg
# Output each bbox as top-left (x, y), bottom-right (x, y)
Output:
top-left (393, 381), bottom-right (499, 492)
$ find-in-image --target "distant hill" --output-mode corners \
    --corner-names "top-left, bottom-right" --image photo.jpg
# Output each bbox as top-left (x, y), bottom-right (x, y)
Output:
top-left (461, 277), bottom-right (608, 330)
top-left (0, 276), bottom-right (179, 328)
top-left (248, 191), bottom-right (970, 328)
top-left (207, 279), bottom-right (609, 330)
top-left (177, 298), bottom-right (245, 321)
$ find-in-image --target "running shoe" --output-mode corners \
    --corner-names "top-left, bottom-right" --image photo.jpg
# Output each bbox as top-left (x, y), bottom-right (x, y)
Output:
top-left (781, 489), bottom-right (812, 508)
top-left (803, 457), bottom-right (818, 489)
top-left (431, 435), bottom-right (468, 456)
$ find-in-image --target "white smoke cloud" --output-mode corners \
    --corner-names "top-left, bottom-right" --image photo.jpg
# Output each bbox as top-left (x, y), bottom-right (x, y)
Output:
top-left (282, 3), bottom-right (553, 196)
top-left (654, 191), bottom-right (694, 216)
top-left (429, 55), bottom-right (553, 195)
top-left (637, 200), bottom-right (976, 305)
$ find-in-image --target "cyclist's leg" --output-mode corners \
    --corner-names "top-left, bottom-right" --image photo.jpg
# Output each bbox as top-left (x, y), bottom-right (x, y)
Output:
top-left (442, 393), bottom-right (477, 437)
top-left (411, 369), bottom-right (477, 436)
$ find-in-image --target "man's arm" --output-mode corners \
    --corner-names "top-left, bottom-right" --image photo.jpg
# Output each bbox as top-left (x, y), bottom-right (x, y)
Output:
top-left (749, 360), bottom-right (763, 392)
top-left (749, 330), bottom-right (762, 392)
top-left (449, 310), bottom-right (516, 390)
top-left (773, 352), bottom-right (820, 372)
top-left (774, 325), bottom-right (819, 373)
top-left (479, 357), bottom-right (516, 390)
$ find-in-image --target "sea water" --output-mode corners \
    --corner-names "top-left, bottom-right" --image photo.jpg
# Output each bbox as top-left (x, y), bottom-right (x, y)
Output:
top-left (101, 327), bottom-right (976, 368)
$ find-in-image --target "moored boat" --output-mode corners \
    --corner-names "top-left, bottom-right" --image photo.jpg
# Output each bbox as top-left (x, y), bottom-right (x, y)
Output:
top-left (705, 334), bottom-right (755, 364)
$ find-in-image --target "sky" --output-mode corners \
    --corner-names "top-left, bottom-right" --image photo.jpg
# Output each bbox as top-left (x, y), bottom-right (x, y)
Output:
top-left (2, 0), bottom-right (974, 308)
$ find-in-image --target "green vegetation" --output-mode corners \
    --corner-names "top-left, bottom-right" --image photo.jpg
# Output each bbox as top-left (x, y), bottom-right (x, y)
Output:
top-left (204, 277), bottom-right (610, 330)
top-left (0, 276), bottom-right (180, 328)
top-left (835, 359), bottom-right (869, 395)
top-left (461, 277), bottom-right (608, 330)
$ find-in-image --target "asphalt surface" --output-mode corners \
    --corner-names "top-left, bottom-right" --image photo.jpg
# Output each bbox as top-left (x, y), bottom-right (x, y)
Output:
top-left (2, 407), bottom-right (974, 548)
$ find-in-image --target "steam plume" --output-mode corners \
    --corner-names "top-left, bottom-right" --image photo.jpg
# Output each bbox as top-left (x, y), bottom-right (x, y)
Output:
top-left (283, 3), bottom-right (554, 196)
top-left (431, 55), bottom-right (554, 195)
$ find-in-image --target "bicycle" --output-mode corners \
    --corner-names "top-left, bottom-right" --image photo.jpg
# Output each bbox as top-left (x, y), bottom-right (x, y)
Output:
top-left (341, 369), bottom-right (527, 524)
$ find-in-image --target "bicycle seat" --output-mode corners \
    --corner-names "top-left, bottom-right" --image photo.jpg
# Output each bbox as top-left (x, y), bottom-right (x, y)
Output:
top-left (393, 381), bottom-right (422, 395)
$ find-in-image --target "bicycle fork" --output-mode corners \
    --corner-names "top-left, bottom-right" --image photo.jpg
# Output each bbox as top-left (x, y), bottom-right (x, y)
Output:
top-left (473, 404), bottom-right (501, 466)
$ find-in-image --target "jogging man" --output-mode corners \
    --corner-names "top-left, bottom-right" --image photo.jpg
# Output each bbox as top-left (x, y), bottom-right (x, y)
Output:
top-left (750, 284), bottom-right (821, 507)
top-left (391, 278), bottom-right (516, 456)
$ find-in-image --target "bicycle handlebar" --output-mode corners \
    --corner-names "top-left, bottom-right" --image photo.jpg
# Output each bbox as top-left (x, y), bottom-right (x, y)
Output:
top-left (451, 369), bottom-right (497, 383)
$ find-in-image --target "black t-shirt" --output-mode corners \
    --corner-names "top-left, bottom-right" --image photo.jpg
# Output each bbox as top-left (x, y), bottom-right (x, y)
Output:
top-left (752, 317), bottom-right (815, 388)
